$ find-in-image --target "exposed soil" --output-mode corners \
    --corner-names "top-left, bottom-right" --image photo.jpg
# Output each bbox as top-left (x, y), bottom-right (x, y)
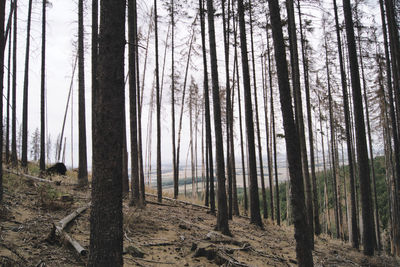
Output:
top-left (1, 170), bottom-right (399, 266)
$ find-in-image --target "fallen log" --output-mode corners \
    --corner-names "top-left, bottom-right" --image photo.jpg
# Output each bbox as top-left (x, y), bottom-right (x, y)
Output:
top-left (145, 193), bottom-right (210, 210)
top-left (57, 204), bottom-right (90, 230)
top-left (57, 226), bottom-right (88, 256)
top-left (46, 204), bottom-right (90, 257)
top-left (4, 169), bottom-right (53, 183)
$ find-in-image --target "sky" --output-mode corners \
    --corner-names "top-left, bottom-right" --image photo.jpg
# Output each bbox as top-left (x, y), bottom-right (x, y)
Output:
top-left (3, 0), bottom-right (384, 176)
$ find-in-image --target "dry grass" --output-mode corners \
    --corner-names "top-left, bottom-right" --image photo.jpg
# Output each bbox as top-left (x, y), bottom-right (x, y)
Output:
top-left (36, 183), bottom-right (71, 211)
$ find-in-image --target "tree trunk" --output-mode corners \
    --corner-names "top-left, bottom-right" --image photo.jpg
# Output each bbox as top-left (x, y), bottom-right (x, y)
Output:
top-left (354, 10), bottom-right (380, 248)
top-left (199, 0), bottom-right (214, 211)
top-left (297, 0), bottom-right (320, 235)
top-left (342, 0), bottom-right (375, 255)
top-left (265, 26), bottom-right (280, 225)
top-left (11, 0), bottom-right (17, 167)
top-left (379, 0), bottom-right (400, 255)
top-left (78, 0), bottom-right (88, 187)
top-left (237, 0), bottom-right (262, 227)
top-left (232, 6), bottom-right (247, 214)
top-left (286, 0), bottom-right (313, 249)
top-left (206, 0), bottom-right (230, 235)
top-left (21, 0), bottom-right (33, 169)
top-left (171, 0), bottom-right (178, 199)
top-left (190, 84), bottom-right (195, 198)
top-left (318, 97), bottom-right (331, 235)
top-left (6, 24), bottom-right (11, 164)
top-left (266, 0), bottom-right (313, 265)
top-left (40, 0), bottom-right (46, 171)
top-left (333, 0), bottom-right (358, 248)
top-left (128, 0), bottom-right (140, 206)
top-left (0, 0), bottom-right (5, 202)
top-left (88, 0), bottom-right (125, 264)
top-left (384, 0), bottom-right (400, 137)
top-left (153, 0), bottom-right (162, 203)
top-left (91, 0), bottom-right (98, 182)
top-left (325, 36), bottom-right (341, 240)
top-left (135, 1), bottom-right (145, 204)
top-left (221, 0), bottom-right (233, 220)
top-left (260, 54), bottom-right (272, 220)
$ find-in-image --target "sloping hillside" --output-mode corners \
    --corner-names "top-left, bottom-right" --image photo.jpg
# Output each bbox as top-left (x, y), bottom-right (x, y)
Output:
top-left (0, 169), bottom-right (399, 266)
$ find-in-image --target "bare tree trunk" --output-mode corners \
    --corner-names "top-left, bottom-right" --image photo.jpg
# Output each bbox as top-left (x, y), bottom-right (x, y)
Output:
top-left (260, 54), bottom-right (271, 220)
top-left (265, 25), bottom-right (280, 225)
top-left (333, 0), bottom-right (358, 248)
top-left (238, 0), bottom-right (262, 227)
top-left (171, 0), bottom-right (178, 199)
top-left (6, 25), bottom-right (11, 164)
top-left (154, 0), bottom-right (162, 203)
top-left (21, 0), bottom-right (33, 169)
top-left (190, 85), bottom-right (195, 198)
top-left (135, 1), bottom-right (145, 204)
top-left (128, 0), bottom-right (139, 206)
top-left (343, 0), bottom-right (375, 255)
top-left (200, 0), bottom-right (215, 212)
top-left (286, 0), bottom-right (314, 249)
top-left (207, 0), bottom-right (230, 235)
top-left (91, 0), bottom-right (98, 183)
top-left (379, 0), bottom-right (400, 254)
top-left (11, 0), bottom-right (17, 167)
top-left (176, 18), bottom-right (196, 201)
top-left (266, 0), bottom-right (313, 264)
top-left (323, 31), bottom-right (340, 240)
top-left (78, 0), bottom-right (88, 187)
top-left (297, 0), bottom-right (319, 235)
top-left (40, 0), bottom-right (46, 172)
top-left (221, 0), bottom-right (233, 219)
top-left (0, 0), bottom-right (5, 202)
top-left (88, 0), bottom-right (125, 264)
top-left (232, 6), bottom-right (247, 213)
top-left (356, 22), bottom-right (380, 249)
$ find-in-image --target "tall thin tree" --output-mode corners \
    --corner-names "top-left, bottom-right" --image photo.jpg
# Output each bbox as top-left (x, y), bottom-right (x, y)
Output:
top-left (21, 0), bottom-right (33, 168)
top-left (0, 0), bottom-right (6, 202)
top-left (238, 0), bottom-right (262, 227)
top-left (171, 0), bottom-right (178, 199)
top-left (297, 0), bottom-right (320, 235)
top-left (286, 0), bottom-right (313, 248)
top-left (40, 0), bottom-right (46, 172)
top-left (88, 0), bottom-right (125, 265)
top-left (199, 0), bottom-right (214, 211)
top-left (78, 0), bottom-right (88, 186)
top-left (10, 0), bottom-right (17, 166)
top-left (154, 0), bottom-right (162, 202)
top-left (342, 0), bottom-right (375, 256)
top-left (266, 0), bottom-right (313, 265)
top-left (91, 0), bottom-right (98, 162)
top-left (206, 0), bottom-right (230, 235)
top-left (333, 0), bottom-right (358, 248)
top-left (128, 0), bottom-right (140, 206)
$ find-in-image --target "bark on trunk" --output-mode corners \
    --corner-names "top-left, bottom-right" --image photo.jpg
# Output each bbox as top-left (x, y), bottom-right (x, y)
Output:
top-left (21, 0), bottom-right (33, 168)
top-left (266, 0), bottom-right (313, 265)
top-left (88, 0), bottom-right (125, 264)
top-left (342, 0), bottom-right (375, 255)
top-left (207, 0), bottom-right (230, 235)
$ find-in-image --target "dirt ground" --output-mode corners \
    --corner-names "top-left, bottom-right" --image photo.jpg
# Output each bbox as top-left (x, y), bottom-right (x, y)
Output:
top-left (1, 170), bottom-right (399, 266)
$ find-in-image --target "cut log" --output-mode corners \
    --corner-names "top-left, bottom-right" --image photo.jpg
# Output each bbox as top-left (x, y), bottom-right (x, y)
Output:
top-left (58, 225), bottom-right (88, 256)
top-left (57, 204), bottom-right (90, 230)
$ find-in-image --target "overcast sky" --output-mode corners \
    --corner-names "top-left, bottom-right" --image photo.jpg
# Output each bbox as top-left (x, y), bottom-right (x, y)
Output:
top-left (4, 0), bottom-right (383, 174)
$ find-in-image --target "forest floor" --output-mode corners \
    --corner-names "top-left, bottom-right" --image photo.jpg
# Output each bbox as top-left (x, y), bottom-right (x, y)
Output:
top-left (1, 169), bottom-right (399, 267)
